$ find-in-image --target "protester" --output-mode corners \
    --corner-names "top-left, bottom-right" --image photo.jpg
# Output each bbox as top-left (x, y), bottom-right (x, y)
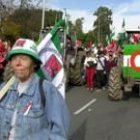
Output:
top-left (84, 49), bottom-right (97, 91)
top-left (96, 50), bottom-right (106, 91)
top-left (65, 34), bottom-right (76, 69)
top-left (105, 54), bottom-right (116, 85)
top-left (3, 40), bottom-right (11, 53)
top-left (0, 38), bottom-right (70, 140)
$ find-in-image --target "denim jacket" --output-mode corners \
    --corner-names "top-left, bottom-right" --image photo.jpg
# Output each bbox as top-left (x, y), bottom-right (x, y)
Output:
top-left (0, 74), bottom-right (70, 140)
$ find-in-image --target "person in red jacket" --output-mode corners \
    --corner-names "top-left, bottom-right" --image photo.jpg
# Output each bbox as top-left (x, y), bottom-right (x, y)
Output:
top-left (84, 50), bottom-right (97, 91)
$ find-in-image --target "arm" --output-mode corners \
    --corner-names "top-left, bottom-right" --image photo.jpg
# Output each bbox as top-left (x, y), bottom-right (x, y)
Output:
top-left (84, 57), bottom-right (89, 67)
top-left (46, 83), bottom-right (70, 140)
top-left (24, 82), bottom-right (70, 140)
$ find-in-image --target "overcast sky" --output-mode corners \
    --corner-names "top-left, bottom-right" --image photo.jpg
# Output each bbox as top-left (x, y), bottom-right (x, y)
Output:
top-left (44, 0), bottom-right (140, 33)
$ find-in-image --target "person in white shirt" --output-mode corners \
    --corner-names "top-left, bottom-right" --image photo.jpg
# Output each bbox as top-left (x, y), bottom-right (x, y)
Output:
top-left (96, 50), bottom-right (106, 90)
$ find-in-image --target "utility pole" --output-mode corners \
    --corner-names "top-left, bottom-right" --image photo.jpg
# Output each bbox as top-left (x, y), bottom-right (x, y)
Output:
top-left (98, 17), bottom-right (100, 44)
top-left (41, 0), bottom-right (46, 29)
top-left (39, 0), bottom-right (46, 40)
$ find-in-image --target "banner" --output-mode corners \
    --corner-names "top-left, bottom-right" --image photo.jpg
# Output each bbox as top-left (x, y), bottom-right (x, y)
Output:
top-left (37, 20), bottom-right (66, 98)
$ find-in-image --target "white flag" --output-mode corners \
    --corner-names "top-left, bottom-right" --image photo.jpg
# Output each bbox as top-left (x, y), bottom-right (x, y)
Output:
top-left (37, 20), bottom-right (65, 98)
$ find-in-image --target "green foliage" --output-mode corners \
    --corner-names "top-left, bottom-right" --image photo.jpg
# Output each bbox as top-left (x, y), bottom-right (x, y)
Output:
top-left (93, 6), bottom-right (113, 44)
top-left (72, 18), bottom-right (85, 41)
top-left (3, 7), bottom-right (63, 40)
top-left (83, 31), bottom-right (96, 45)
top-left (3, 21), bottom-right (21, 38)
top-left (1, 3), bottom-right (113, 46)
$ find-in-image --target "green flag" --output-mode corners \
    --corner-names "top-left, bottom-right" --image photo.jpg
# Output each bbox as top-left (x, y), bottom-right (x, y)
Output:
top-left (106, 34), bottom-right (111, 45)
top-left (119, 19), bottom-right (127, 42)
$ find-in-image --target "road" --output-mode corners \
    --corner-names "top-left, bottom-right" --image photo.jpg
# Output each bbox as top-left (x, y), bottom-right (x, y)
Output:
top-left (66, 86), bottom-right (140, 140)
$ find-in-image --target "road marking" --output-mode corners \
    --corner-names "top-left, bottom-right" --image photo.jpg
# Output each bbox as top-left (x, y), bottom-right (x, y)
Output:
top-left (73, 98), bottom-right (97, 115)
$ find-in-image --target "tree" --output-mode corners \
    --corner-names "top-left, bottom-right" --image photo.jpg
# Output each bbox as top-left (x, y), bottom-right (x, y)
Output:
top-left (74, 18), bottom-right (85, 41)
top-left (0, 0), bottom-right (47, 39)
top-left (83, 30), bottom-right (97, 46)
top-left (3, 8), bottom-right (63, 41)
top-left (0, 0), bottom-right (9, 36)
top-left (93, 6), bottom-right (113, 45)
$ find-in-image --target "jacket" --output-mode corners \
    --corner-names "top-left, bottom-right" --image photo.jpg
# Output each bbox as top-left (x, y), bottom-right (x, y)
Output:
top-left (0, 74), bottom-right (69, 140)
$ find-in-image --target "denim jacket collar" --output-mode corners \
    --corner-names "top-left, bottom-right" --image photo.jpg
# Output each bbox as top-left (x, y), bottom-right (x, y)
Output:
top-left (9, 74), bottom-right (39, 96)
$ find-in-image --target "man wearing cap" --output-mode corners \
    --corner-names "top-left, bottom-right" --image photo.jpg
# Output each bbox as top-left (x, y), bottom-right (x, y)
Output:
top-left (0, 38), bottom-right (69, 140)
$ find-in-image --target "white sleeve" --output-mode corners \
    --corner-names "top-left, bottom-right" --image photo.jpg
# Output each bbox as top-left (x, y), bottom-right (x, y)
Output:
top-left (94, 58), bottom-right (97, 64)
top-left (84, 57), bottom-right (88, 66)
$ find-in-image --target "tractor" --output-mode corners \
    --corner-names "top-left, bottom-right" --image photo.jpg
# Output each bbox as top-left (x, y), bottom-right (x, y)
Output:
top-left (108, 44), bottom-right (140, 101)
top-left (108, 28), bottom-right (140, 101)
top-left (64, 34), bottom-right (85, 86)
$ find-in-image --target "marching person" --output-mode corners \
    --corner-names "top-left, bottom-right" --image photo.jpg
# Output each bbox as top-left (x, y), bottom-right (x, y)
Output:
top-left (84, 49), bottom-right (97, 91)
top-left (96, 50), bottom-right (106, 91)
top-left (0, 38), bottom-right (70, 140)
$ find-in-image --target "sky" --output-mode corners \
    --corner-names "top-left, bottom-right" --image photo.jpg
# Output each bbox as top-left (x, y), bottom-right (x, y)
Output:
top-left (44, 0), bottom-right (140, 33)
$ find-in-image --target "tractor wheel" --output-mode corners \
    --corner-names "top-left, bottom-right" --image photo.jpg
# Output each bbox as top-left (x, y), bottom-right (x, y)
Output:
top-left (69, 51), bottom-right (85, 85)
top-left (108, 66), bottom-right (123, 101)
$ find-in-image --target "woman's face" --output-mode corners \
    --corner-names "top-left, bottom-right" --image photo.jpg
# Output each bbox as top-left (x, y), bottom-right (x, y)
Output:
top-left (10, 54), bottom-right (36, 82)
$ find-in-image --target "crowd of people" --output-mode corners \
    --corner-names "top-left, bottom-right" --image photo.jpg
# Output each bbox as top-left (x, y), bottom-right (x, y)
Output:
top-left (83, 44), bottom-right (123, 92)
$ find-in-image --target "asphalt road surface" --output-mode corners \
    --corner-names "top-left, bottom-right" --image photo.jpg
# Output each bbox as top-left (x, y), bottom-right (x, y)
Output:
top-left (66, 86), bottom-right (140, 140)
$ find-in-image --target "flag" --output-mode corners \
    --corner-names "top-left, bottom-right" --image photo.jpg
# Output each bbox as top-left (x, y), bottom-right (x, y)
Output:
top-left (92, 43), bottom-right (98, 56)
top-left (119, 19), bottom-right (127, 42)
top-left (123, 44), bottom-right (140, 78)
top-left (87, 41), bottom-right (93, 47)
top-left (106, 34), bottom-right (110, 45)
top-left (130, 34), bottom-right (140, 44)
top-left (106, 40), bottom-right (117, 53)
top-left (37, 19), bottom-right (66, 98)
top-left (106, 27), bottom-right (116, 45)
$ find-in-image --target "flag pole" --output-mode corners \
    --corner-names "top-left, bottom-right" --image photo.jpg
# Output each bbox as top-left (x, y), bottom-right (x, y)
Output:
top-left (63, 8), bottom-right (67, 62)
top-left (0, 76), bottom-right (15, 101)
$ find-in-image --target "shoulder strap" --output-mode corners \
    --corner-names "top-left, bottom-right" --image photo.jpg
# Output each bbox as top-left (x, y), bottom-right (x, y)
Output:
top-left (98, 57), bottom-right (105, 69)
top-left (39, 79), bottom-right (54, 130)
top-left (39, 79), bottom-right (46, 108)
